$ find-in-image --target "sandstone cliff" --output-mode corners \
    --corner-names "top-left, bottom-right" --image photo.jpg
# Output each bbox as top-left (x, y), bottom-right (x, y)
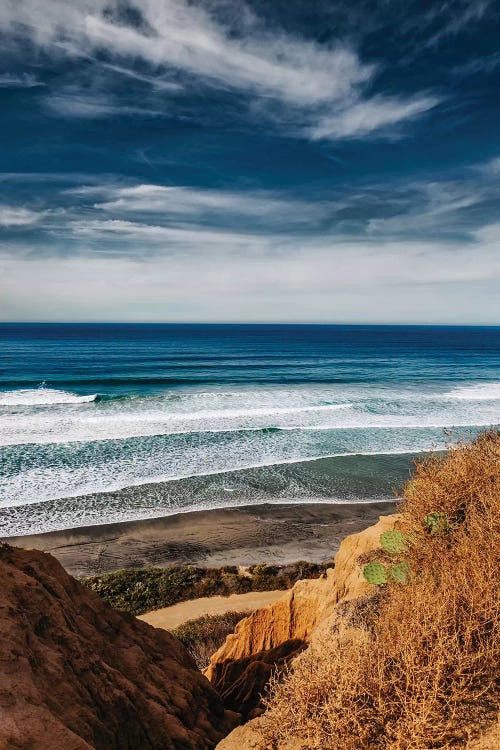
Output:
top-left (207, 513), bottom-right (399, 725)
top-left (0, 543), bottom-right (238, 750)
top-left (215, 432), bottom-right (500, 749)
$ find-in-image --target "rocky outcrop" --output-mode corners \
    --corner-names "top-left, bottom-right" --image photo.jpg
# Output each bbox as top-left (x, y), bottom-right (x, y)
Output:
top-left (209, 639), bottom-right (306, 721)
top-left (0, 543), bottom-right (238, 750)
top-left (208, 514), bottom-right (399, 734)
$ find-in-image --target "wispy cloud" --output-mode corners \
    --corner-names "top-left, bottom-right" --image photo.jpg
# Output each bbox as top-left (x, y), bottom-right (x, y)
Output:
top-left (0, 0), bottom-right (441, 139)
top-left (85, 183), bottom-right (331, 228)
top-left (308, 95), bottom-right (439, 140)
top-left (45, 91), bottom-right (167, 118)
top-left (0, 72), bottom-right (44, 88)
top-left (0, 205), bottom-right (43, 227)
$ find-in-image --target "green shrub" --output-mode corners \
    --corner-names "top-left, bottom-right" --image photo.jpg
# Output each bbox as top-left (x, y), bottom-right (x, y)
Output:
top-left (82, 559), bottom-right (331, 616)
top-left (172, 611), bottom-right (249, 669)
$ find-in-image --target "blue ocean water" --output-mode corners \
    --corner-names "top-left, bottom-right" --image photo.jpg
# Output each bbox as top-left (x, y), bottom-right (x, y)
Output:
top-left (1, 323), bottom-right (499, 536)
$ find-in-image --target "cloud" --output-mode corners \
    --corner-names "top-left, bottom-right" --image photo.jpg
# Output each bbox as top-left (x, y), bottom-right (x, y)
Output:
top-left (423, 0), bottom-right (492, 48)
top-left (0, 205), bottom-right (43, 226)
top-left (85, 183), bottom-right (331, 229)
top-left (473, 222), bottom-right (500, 243)
top-left (2, 230), bottom-right (499, 323)
top-left (453, 51), bottom-right (500, 76)
top-left (308, 95), bottom-right (440, 140)
top-left (67, 218), bottom-right (282, 256)
top-left (0, 72), bottom-right (44, 88)
top-left (365, 181), bottom-right (486, 237)
top-left (0, 0), bottom-right (440, 139)
top-left (45, 91), bottom-right (166, 118)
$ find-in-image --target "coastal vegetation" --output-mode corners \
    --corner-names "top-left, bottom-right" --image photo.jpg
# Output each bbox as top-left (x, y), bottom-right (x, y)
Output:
top-left (260, 430), bottom-right (500, 749)
top-left (82, 559), bottom-right (330, 616)
top-left (172, 611), bottom-right (249, 669)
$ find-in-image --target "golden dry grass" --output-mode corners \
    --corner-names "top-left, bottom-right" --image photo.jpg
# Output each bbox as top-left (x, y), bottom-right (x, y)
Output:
top-left (262, 431), bottom-right (500, 749)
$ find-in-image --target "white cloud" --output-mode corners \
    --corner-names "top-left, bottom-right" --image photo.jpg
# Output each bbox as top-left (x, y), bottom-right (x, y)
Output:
top-left (0, 0), bottom-right (439, 139)
top-left (309, 95), bottom-right (439, 140)
top-left (473, 222), bottom-right (500, 243)
top-left (0, 1), bottom-right (371, 104)
top-left (0, 205), bottom-right (43, 227)
top-left (366, 181), bottom-right (485, 236)
top-left (1, 231), bottom-right (499, 323)
top-left (88, 183), bottom-right (329, 224)
top-left (68, 218), bottom-right (270, 253)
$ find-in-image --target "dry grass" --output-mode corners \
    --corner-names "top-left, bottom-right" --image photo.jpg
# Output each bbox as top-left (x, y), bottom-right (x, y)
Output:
top-left (171, 611), bottom-right (249, 669)
top-left (262, 431), bottom-right (500, 749)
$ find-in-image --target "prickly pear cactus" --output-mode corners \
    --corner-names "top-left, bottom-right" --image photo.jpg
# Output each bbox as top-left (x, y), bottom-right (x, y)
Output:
top-left (423, 511), bottom-right (449, 534)
top-left (363, 562), bottom-right (388, 585)
top-left (380, 529), bottom-right (407, 555)
top-left (389, 562), bottom-right (411, 584)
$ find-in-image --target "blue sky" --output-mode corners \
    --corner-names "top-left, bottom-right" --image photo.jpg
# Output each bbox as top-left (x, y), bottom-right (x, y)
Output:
top-left (1, 0), bottom-right (500, 323)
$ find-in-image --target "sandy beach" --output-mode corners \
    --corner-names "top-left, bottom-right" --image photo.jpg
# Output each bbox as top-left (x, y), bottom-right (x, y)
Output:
top-left (139, 589), bottom-right (284, 630)
top-left (5, 500), bottom-right (395, 577)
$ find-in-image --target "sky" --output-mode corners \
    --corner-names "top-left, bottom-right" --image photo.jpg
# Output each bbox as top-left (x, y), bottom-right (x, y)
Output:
top-left (0, 0), bottom-right (500, 324)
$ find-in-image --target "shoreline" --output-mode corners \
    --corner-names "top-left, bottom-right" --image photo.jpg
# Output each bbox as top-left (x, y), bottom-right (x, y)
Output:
top-left (5, 500), bottom-right (396, 577)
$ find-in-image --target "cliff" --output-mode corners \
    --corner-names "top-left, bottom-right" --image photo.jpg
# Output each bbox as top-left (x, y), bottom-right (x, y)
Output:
top-left (215, 431), bottom-right (500, 750)
top-left (0, 543), bottom-right (238, 750)
top-left (207, 513), bottom-right (399, 720)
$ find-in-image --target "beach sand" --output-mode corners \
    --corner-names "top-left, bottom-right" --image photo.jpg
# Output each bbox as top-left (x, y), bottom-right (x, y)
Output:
top-left (5, 500), bottom-right (396, 577)
top-left (139, 589), bottom-right (284, 631)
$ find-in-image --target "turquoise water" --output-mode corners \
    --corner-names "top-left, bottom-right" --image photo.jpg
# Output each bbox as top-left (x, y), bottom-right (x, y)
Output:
top-left (1, 323), bottom-right (499, 535)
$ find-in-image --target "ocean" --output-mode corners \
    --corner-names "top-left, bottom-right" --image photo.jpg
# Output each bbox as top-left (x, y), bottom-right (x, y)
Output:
top-left (0, 323), bottom-right (499, 537)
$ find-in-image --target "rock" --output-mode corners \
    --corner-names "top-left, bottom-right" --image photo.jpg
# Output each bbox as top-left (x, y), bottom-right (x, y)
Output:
top-left (211, 514), bottom-right (400, 748)
top-left (210, 639), bottom-right (306, 720)
top-left (0, 543), bottom-right (239, 750)
top-left (207, 514), bottom-right (398, 676)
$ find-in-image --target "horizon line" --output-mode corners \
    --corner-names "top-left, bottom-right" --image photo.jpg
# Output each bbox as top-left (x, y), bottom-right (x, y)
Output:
top-left (1, 321), bottom-right (499, 329)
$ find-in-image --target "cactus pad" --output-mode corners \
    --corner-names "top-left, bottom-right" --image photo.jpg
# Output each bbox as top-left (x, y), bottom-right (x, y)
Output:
top-left (389, 562), bottom-right (411, 584)
top-left (423, 512), bottom-right (449, 534)
top-left (380, 529), bottom-right (407, 555)
top-left (363, 562), bottom-right (388, 585)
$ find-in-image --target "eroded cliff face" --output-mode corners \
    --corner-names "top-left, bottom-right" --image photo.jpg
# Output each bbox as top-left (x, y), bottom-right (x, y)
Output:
top-left (207, 513), bottom-right (399, 730)
top-left (0, 543), bottom-right (238, 750)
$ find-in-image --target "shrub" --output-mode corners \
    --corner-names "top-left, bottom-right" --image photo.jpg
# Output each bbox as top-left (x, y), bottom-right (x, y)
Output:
top-left (262, 431), bottom-right (500, 749)
top-left (82, 559), bottom-right (329, 616)
top-left (171, 611), bottom-right (248, 669)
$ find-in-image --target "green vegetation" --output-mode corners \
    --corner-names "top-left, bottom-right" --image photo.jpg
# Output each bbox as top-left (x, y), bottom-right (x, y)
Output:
top-left (81, 559), bottom-right (331, 616)
top-left (423, 510), bottom-right (449, 534)
top-left (172, 611), bottom-right (248, 669)
top-left (363, 528), bottom-right (412, 586)
top-left (379, 529), bottom-right (407, 554)
top-left (363, 510), bottom-right (454, 587)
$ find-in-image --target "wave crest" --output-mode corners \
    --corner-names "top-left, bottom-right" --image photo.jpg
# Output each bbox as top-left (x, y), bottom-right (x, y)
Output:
top-left (0, 388), bottom-right (97, 406)
top-left (447, 382), bottom-right (500, 401)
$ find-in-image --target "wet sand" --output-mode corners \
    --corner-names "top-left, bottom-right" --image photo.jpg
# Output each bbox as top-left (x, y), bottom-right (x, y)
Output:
top-left (6, 500), bottom-right (396, 578)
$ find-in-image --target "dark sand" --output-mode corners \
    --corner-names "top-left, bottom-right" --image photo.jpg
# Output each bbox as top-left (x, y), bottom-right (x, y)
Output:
top-left (5, 501), bottom-right (396, 577)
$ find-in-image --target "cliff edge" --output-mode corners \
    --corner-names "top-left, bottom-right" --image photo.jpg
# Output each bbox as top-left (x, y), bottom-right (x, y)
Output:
top-left (0, 543), bottom-right (238, 750)
top-left (207, 512), bottom-right (399, 719)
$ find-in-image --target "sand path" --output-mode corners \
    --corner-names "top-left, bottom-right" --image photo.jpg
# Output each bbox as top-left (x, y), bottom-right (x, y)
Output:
top-left (138, 589), bottom-right (284, 631)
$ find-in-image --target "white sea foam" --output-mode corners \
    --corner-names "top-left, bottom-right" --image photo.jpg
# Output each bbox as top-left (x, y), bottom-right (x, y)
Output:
top-left (0, 388), bottom-right (96, 406)
top-left (446, 382), bottom-right (500, 401)
top-left (0, 383), bottom-right (498, 447)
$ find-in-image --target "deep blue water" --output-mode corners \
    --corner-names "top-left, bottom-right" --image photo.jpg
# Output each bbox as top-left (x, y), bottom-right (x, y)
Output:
top-left (1, 323), bottom-right (499, 536)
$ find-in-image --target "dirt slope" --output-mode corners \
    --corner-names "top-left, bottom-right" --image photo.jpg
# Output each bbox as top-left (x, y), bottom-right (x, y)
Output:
top-left (0, 543), bottom-right (238, 750)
